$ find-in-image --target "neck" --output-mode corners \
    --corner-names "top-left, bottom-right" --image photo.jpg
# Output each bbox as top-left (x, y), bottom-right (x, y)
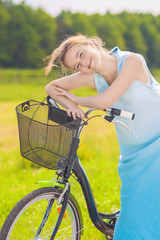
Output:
top-left (98, 52), bottom-right (117, 85)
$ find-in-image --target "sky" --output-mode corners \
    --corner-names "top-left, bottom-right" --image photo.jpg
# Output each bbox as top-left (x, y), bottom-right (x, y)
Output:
top-left (12, 0), bottom-right (160, 16)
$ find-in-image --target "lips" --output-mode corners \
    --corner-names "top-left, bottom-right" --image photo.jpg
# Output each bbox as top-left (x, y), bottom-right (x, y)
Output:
top-left (88, 58), bottom-right (92, 69)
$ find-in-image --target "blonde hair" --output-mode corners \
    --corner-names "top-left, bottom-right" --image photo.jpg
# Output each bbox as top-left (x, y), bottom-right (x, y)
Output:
top-left (44, 34), bottom-right (107, 75)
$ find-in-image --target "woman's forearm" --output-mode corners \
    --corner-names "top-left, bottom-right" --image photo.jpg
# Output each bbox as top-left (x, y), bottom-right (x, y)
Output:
top-left (53, 85), bottom-right (110, 110)
top-left (45, 84), bottom-right (78, 109)
top-left (75, 94), bottom-right (108, 110)
top-left (49, 84), bottom-right (110, 110)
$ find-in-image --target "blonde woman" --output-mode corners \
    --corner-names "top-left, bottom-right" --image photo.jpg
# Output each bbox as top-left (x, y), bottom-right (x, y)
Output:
top-left (45, 34), bottom-right (160, 239)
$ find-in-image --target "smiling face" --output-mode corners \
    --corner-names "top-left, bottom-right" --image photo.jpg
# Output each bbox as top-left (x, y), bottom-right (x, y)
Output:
top-left (63, 42), bottom-right (102, 73)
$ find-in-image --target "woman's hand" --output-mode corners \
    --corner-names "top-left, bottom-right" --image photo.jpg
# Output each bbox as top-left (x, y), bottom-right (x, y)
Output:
top-left (55, 86), bottom-right (77, 103)
top-left (54, 86), bottom-right (88, 119)
top-left (67, 105), bottom-right (85, 120)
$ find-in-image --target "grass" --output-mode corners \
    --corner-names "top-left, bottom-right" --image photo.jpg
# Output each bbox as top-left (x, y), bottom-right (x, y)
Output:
top-left (0, 67), bottom-right (159, 239)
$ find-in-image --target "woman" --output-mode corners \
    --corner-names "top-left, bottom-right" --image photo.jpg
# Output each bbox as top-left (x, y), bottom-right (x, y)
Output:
top-left (45, 34), bottom-right (160, 239)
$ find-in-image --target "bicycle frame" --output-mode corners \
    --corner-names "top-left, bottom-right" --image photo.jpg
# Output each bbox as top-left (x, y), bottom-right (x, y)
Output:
top-left (70, 113), bottom-right (118, 235)
top-left (72, 156), bottom-right (117, 235)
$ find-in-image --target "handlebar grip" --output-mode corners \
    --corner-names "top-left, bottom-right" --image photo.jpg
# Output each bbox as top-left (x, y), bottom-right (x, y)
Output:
top-left (119, 110), bottom-right (135, 120)
top-left (106, 108), bottom-right (135, 120)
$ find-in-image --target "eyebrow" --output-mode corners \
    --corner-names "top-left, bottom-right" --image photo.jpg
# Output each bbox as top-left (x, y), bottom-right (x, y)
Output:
top-left (73, 51), bottom-right (79, 70)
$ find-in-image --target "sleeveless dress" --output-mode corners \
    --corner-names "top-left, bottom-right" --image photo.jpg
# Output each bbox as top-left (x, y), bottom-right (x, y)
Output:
top-left (93, 47), bottom-right (160, 239)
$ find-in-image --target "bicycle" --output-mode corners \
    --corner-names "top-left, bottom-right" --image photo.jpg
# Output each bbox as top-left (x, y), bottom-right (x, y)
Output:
top-left (0, 96), bottom-right (135, 240)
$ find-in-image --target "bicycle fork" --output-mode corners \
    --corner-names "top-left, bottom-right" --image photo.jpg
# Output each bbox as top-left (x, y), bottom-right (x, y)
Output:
top-left (50, 183), bottom-right (70, 240)
top-left (34, 182), bottom-right (70, 240)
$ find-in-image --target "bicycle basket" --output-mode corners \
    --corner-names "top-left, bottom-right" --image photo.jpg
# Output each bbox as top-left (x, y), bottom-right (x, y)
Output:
top-left (15, 100), bottom-right (81, 170)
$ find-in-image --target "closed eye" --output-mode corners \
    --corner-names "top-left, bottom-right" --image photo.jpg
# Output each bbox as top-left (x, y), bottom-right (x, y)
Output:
top-left (80, 52), bottom-right (83, 57)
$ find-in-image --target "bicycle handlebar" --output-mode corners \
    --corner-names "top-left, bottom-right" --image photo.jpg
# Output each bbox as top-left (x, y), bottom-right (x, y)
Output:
top-left (85, 107), bottom-right (135, 120)
top-left (106, 108), bottom-right (135, 120)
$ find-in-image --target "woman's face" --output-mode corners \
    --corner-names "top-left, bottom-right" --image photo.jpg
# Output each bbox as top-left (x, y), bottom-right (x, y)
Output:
top-left (63, 42), bottom-right (102, 73)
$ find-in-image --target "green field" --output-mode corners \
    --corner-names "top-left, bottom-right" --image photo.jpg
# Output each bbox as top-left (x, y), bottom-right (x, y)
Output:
top-left (0, 68), bottom-right (159, 239)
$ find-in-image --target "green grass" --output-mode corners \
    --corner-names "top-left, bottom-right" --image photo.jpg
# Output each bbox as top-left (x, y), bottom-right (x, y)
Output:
top-left (0, 68), bottom-right (61, 84)
top-left (0, 68), bottom-right (159, 239)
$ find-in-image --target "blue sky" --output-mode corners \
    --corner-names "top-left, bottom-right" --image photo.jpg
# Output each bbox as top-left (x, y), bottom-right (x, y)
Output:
top-left (13, 0), bottom-right (160, 16)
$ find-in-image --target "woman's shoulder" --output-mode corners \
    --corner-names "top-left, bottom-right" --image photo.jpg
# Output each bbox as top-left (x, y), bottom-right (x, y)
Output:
top-left (120, 52), bottom-right (151, 84)
top-left (125, 53), bottom-right (144, 64)
top-left (111, 46), bottom-right (143, 59)
top-left (114, 47), bottom-right (146, 74)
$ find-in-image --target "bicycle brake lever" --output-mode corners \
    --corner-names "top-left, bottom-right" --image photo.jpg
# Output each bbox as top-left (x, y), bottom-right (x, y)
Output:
top-left (112, 119), bottom-right (130, 132)
top-left (102, 115), bottom-right (130, 132)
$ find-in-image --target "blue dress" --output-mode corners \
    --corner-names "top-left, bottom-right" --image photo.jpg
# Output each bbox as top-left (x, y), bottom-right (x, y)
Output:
top-left (93, 47), bottom-right (160, 239)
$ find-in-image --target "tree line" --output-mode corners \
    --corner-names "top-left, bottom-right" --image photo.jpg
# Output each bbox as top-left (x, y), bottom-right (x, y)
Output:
top-left (0, 0), bottom-right (160, 68)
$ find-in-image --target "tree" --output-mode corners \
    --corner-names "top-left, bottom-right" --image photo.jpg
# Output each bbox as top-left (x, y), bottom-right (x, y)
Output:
top-left (32, 8), bottom-right (57, 55)
top-left (91, 12), bottom-right (126, 50)
top-left (1, 1), bottom-right (58, 67)
top-left (56, 11), bottom-right (74, 42)
top-left (0, 3), bottom-right (11, 66)
top-left (140, 15), bottom-right (160, 67)
top-left (6, 4), bottom-right (43, 67)
top-left (0, 1), bottom-right (160, 68)
top-left (71, 12), bottom-right (97, 36)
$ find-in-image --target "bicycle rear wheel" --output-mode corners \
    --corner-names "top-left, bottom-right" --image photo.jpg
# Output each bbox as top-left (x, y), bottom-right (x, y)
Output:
top-left (0, 187), bottom-right (82, 240)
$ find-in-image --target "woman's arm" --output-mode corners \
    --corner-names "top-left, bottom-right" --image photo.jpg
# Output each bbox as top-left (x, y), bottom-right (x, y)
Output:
top-left (46, 71), bottom-right (95, 91)
top-left (56, 54), bottom-right (144, 109)
top-left (45, 71), bottom-right (95, 119)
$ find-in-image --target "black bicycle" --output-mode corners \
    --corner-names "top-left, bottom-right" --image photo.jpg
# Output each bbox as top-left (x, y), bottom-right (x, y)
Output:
top-left (0, 96), bottom-right (135, 240)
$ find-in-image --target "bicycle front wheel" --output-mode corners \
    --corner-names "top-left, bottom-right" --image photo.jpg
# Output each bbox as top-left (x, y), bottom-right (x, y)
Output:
top-left (0, 187), bottom-right (82, 240)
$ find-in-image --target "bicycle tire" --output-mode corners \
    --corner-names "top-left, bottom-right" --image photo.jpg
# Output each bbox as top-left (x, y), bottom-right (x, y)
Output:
top-left (0, 187), bottom-right (82, 240)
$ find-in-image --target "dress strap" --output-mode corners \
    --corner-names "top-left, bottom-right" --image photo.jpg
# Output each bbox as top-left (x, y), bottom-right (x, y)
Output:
top-left (109, 46), bottom-right (119, 56)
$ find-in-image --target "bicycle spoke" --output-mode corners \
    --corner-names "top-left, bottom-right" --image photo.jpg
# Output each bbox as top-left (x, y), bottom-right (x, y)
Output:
top-left (56, 227), bottom-right (84, 240)
top-left (1, 188), bottom-right (81, 240)
top-left (40, 217), bottom-right (72, 239)
top-left (56, 226), bottom-right (72, 240)
top-left (10, 237), bottom-right (18, 240)
top-left (10, 219), bottom-right (37, 238)
top-left (11, 231), bottom-right (24, 240)
top-left (31, 204), bottom-right (36, 235)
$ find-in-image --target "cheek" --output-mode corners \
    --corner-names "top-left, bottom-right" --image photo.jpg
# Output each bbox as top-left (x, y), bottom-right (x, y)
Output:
top-left (79, 66), bottom-right (93, 73)
top-left (63, 58), bottom-right (73, 70)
